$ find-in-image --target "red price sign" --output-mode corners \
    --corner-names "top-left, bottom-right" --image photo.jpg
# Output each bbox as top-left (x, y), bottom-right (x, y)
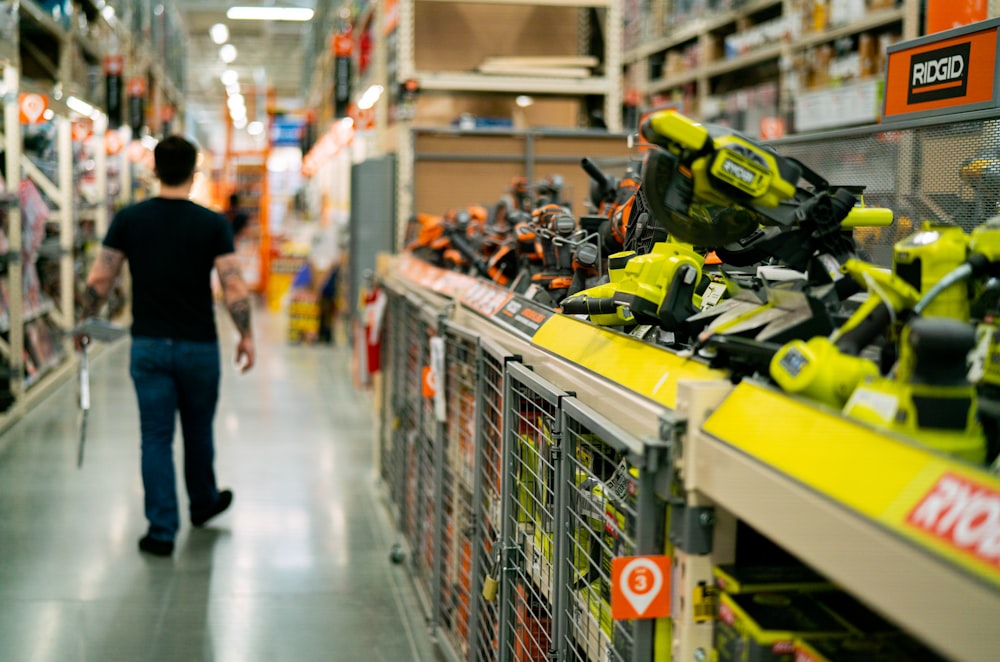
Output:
top-left (610, 555), bottom-right (671, 620)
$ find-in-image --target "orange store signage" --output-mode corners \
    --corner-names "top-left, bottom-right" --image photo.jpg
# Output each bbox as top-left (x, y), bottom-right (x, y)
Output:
top-left (610, 555), bottom-right (671, 620)
top-left (884, 18), bottom-right (1000, 120)
top-left (18, 93), bottom-right (48, 124)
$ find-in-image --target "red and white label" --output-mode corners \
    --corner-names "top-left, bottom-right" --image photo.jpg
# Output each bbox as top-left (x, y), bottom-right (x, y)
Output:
top-left (794, 649), bottom-right (821, 662)
top-left (717, 600), bottom-right (735, 626)
top-left (906, 472), bottom-right (1000, 569)
top-left (771, 641), bottom-right (794, 654)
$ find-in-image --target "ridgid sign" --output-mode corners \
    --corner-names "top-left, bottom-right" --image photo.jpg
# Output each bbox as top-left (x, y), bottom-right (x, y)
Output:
top-left (884, 18), bottom-right (1000, 120)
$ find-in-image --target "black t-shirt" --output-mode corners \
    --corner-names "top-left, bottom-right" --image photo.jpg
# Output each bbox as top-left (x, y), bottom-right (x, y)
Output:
top-left (103, 197), bottom-right (235, 341)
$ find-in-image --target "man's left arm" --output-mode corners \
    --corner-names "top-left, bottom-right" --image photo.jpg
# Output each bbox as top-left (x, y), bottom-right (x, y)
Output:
top-left (81, 246), bottom-right (126, 319)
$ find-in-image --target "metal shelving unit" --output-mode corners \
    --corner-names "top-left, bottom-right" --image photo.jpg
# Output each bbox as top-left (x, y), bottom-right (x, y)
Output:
top-left (377, 252), bottom-right (1000, 661)
top-left (624, 0), bottom-right (919, 133)
top-left (396, 0), bottom-right (623, 132)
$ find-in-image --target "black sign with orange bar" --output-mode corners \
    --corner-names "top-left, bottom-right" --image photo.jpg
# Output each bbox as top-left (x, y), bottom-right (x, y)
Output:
top-left (884, 18), bottom-right (1000, 121)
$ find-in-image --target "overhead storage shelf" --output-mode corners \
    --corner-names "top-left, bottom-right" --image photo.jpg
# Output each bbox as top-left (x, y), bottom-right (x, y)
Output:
top-left (415, 71), bottom-right (614, 95)
top-left (624, 0), bottom-right (782, 62)
top-left (695, 380), bottom-right (1000, 662)
top-left (795, 6), bottom-right (907, 49)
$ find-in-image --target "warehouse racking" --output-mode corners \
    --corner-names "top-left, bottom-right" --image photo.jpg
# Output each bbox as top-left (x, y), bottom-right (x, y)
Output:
top-left (624, 0), bottom-right (919, 135)
top-left (0, 0), bottom-right (186, 431)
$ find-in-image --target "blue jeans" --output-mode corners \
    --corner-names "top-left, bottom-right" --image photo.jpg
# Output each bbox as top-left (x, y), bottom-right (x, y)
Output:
top-left (130, 337), bottom-right (222, 542)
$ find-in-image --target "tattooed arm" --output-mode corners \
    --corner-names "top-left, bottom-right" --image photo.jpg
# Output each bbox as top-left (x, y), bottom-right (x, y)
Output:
top-left (215, 253), bottom-right (255, 372)
top-left (82, 246), bottom-right (126, 319)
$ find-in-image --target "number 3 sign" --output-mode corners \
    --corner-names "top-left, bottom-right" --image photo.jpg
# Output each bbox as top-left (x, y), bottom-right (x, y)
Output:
top-left (610, 555), bottom-right (671, 620)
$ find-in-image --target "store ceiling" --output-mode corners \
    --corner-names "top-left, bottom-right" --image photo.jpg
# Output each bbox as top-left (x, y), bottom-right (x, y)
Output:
top-left (172, 0), bottom-right (318, 149)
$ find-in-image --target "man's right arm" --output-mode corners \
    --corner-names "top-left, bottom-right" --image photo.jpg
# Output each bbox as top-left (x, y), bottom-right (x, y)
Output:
top-left (215, 253), bottom-right (255, 372)
top-left (82, 246), bottom-right (126, 319)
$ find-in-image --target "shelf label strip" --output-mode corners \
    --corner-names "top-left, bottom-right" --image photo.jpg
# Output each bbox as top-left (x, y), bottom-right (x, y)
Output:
top-left (531, 314), bottom-right (724, 408)
top-left (702, 381), bottom-right (1000, 586)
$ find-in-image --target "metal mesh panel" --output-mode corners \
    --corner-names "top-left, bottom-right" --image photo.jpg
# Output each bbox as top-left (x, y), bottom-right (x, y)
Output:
top-left (502, 371), bottom-right (561, 662)
top-left (397, 305), bottom-right (431, 594)
top-left (411, 321), bottom-right (437, 600)
top-left (395, 296), bottom-right (425, 540)
top-left (381, 292), bottom-right (405, 496)
top-left (562, 416), bottom-right (639, 662)
top-left (472, 348), bottom-right (506, 662)
top-left (439, 327), bottom-right (479, 658)
top-left (774, 115), bottom-right (1000, 266)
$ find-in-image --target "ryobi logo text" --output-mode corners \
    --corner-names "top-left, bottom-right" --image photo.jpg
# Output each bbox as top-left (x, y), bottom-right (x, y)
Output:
top-left (906, 473), bottom-right (1000, 569)
top-left (908, 43), bottom-right (971, 105)
top-left (720, 159), bottom-right (756, 185)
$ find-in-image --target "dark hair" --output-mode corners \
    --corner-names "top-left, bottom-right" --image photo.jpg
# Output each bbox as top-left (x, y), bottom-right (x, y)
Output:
top-left (154, 136), bottom-right (198, 186)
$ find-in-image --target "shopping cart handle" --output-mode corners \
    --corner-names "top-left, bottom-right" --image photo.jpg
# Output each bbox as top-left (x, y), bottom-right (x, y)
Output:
top-left (72, 318), bottom-right (128, 343)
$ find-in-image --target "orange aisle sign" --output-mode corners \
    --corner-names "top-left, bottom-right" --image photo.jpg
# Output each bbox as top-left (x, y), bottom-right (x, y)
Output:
top-left (71, 119), bottom-right (93, 142)
top-left (927, 0), bottom-right (987, 35)
top-left (610, 555), bottom-right (671, 620)
top-left (105, 128), bottom-right (125, 155)
top-left (883, 18), bottom-right (1000, 121)
top-left (422, 365), bottom-right (437, 398)
top-left (19, 93), bottom-right (48, 124)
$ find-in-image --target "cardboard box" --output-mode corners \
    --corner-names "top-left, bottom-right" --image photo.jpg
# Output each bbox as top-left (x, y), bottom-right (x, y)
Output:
top-left (715, 592), bottom-right (850, 662)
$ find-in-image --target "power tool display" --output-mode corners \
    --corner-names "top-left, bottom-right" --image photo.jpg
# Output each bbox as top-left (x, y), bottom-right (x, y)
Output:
top-left (562, 109), bottom-right (892, 345)
top-left (401, 107), bottom-right (999, 471)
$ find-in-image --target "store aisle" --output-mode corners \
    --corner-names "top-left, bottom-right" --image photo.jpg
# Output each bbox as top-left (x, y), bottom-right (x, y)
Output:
top-left (0, 309), bottom-right (437, 662)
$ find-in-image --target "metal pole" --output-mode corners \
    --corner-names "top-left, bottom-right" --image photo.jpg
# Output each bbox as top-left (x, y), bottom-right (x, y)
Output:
top-left (551, 407), bottom-right (573, 661)
top-left (497, 365), bottom-right (517, 662)
top-left (5, 64), bottom-right (24, 406)
top-left (632, 446), bottom-right (666, 662)
top-left (58, 116), bottom-right (74, 333)
top-left (430, 320), bottom-right (448, 633)
top-left (93, 113), bottom-right (109, 237)
top-left (466, 343), bottom-right (489, 658)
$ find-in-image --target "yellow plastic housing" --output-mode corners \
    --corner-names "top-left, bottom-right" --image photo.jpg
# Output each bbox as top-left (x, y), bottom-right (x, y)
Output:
top-left (770, 337), bottom-right (880, 408)
top-left (646, 110), bottom-right (710, 153)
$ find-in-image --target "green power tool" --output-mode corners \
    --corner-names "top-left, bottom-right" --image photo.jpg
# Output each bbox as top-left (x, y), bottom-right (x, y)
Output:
top-left (768, 219), bottom-right (1000, 466)
top-left (561, 109), bottom-right (888, 340)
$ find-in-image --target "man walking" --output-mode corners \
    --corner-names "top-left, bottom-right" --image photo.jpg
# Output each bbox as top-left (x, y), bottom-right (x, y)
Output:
top-left (80, 135), bottom-right (255, 557)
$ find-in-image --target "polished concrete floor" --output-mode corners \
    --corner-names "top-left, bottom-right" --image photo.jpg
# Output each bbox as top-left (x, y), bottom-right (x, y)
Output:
top-left (0, 310), bottom-right (438, 661)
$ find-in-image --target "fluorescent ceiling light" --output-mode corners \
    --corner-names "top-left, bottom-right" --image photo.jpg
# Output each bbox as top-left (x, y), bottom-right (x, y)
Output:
top-left (42, 109), bottom-right (54, 120)
top-left (515, 95), bottom-right (534, 108)
top-left (219, 44), bottom-right (237, 64)
top-left (210, 23), bottom-right (229, 44)
top-left (227, 94), bottom-right (245, 109)
top-left (247, 121), bottom-right (264, 136)
top-left (226, 83), bottom-right (241, 96)
top-left (227, 7), bottom-right (314, 21)
top-left (101, 5), bottom-right (115, 21)
top-left (67, 96), bottom-right (96, 117)
top-left (233, 117), bottom-right (248, 129)
top-left (221, 69), bottom-right (239, 86)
